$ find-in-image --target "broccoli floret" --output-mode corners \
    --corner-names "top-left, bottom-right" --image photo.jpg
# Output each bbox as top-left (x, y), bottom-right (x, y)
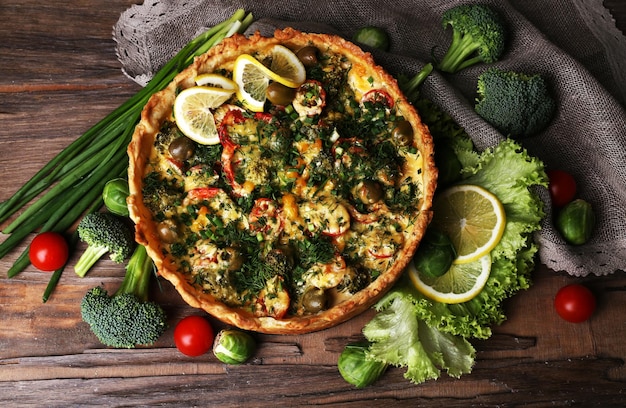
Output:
top-left (74, 212), bottom-right (135, 277)
top-left (264, 248), bottom-right (294, 277)
top-left (437, 4), bottom-right (506, 74)
top-left (142, 172), bottom-right (184, 216)
top-left (474, 68), bottom-right (557, 138)
top-left (80, 245), bottom-right (167, 348)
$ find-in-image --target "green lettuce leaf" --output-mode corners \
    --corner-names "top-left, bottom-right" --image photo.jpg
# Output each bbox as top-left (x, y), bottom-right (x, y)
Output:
top-left (363, 285), bottom-right (475, 384)
top-left (363, 134), bottom-right (547, 384)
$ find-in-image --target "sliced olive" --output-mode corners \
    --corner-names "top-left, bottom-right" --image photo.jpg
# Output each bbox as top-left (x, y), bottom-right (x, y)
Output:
top-left (296, 46), bottom-right (319, 67)
top-left (357, 180), bottom-right (384, 205)
top-left (392, 120), bottom-right (414, 147)
top-left (302, 287), bottom-right (328, 313)
top-left (168, 136), bottom-right (196, 161)
top-left (157, 220), bottom-right (179, 243)
top-left (266, 82), bottom-right (296, 106)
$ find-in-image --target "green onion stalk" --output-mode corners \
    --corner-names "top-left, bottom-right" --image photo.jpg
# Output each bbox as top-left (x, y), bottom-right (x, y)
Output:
top-left (0, 9), bottom-right (254, 302)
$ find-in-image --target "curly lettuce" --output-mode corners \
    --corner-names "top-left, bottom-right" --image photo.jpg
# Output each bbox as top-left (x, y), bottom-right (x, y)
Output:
top-left (362, 129), bottom-right (547, 384)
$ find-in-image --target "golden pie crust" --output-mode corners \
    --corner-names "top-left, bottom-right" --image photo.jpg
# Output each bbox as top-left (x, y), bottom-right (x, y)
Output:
top-left (127, 28), bottom-right (437, 334)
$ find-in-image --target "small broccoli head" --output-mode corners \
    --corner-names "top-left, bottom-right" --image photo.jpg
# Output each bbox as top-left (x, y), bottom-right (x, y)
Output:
top-left (141, 171), bottom-right (185, 216)
top-left (80, 287), bottom-right (167, 348)
top-left (74, 212), bottom-right (135, 277)
top-left (264, 248), bottom-right (295, 277)
top-left (438, 4), bottom-right (506, 73)
top-left (475, 68), bottom-right (557, 138)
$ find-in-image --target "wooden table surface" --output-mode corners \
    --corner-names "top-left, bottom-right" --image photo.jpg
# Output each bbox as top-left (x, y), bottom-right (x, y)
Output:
top-left (1, 1), bottom-right (625, 407)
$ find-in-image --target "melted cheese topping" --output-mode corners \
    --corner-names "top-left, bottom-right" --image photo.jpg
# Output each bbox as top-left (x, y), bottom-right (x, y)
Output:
top-left (136, 38), bottom-right (432, 320)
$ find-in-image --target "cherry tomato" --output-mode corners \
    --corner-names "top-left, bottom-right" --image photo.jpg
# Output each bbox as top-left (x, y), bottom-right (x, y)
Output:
top-left (174, 315), bottom-right (215, 357)
top-left (554, 284), bottom-right (596, 323)
top-left (547, 170), bottom-right (577, 208)
top-left (362, 89), bottom-right (394, 108)
top-left (29, 231), bottom-right (69, 272)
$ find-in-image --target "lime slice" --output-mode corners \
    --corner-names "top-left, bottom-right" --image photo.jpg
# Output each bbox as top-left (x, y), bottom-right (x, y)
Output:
top-left (173, 86), bottom-right (234, 145)
top-left (431, 184), bottom-right (506, 264)
top-left (408, 253), bottom-right (492, 304)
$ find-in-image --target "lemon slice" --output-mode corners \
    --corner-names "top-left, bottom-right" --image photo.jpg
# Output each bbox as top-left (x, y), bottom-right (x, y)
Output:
top-left (233, 54), bottom-right (271, 112)
top-left (173, 86), bottom-right (234, 145)
top-left (267, 45), bottom-right (306, 88)
top-left (232, 46), bottom-right (306, 112)
top-left (408, 253), bottom-right (492, 304)
top-left (194, 73), bottom-right (238, 90)
top-left (431, 184), bottom-right (506, 264)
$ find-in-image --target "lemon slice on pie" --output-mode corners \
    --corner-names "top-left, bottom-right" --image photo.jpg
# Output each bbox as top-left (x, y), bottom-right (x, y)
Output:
top-left (408, 253), bottom-right (492, 304)
top-left (233, 54), bottom-right (272, 112)
top-left (233, 46), bottom-right (306, 112)
top-left (194, 73), bottom-right (238, 90)
top-left (267, 45), bottom-right (306, 88)
top-left (173, 86), bottom-right (234, 145)
top-left (431, 184), bottom-right (506, 264)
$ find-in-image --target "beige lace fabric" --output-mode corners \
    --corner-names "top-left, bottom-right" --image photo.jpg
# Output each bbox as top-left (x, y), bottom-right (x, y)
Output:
top-left (113, 0), bottom-right (626, 277)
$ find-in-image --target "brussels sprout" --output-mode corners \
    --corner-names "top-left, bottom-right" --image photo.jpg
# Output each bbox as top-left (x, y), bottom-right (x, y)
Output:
top-left (338, 342), bottom-right (387, 388)
top-left (213, 329), bottom-right (256, 365)
top-left (556, 199), bottom-right (595, 245)
top-left (434, 142), bottom-right (462, 187)
top-left (352, 26), bottom-right (390, 51)
top-left (102, 178), bottom-right (130, 217)
top-left (412, 228), bottom-right (457, 278)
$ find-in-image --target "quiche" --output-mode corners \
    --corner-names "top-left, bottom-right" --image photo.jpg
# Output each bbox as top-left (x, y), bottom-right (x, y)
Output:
top-left (127, 28), bottom-right (437, 334)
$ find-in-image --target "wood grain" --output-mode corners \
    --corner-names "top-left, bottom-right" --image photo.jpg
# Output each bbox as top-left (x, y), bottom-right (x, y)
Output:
top-left (1, 1), bottom-right (625, 406)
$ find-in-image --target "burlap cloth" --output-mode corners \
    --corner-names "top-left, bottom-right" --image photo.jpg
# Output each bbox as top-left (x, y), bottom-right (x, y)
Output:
top-left (113, 0), bottom-right (626, 277)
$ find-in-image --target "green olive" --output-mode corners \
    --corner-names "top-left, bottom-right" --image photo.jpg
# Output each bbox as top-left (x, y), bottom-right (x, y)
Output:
top-left (357, 180), bottom-right (384, 205)
top-left (157, 220), bottom-right (179, 244)
top-left (302, 287), bottom-right (328, 314)
top-left (266, 82), bottom-right (296, 106)
top-left (392, 120), bottom-right (414, 147)
top-left (213, 329), bottom-right (256, 365)
top-left (168, 136), bottom-right (196, 161)
top-left (412, 229), bottom-right (456, 279)
top-left (296, 46), bottom-right (319, 67)
top-left (556, 199), bottom-right (595, 245)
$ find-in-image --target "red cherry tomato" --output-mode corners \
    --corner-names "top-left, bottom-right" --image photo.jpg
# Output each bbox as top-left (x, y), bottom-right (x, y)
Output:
top-left (554, 284), bottom-right (596, 323)
top-left (174, 315), bottom-right (215, 357)
top-left (547, 170), bottom-right (577, 208)
top-left (29, 231), bottom-right (69, 272)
